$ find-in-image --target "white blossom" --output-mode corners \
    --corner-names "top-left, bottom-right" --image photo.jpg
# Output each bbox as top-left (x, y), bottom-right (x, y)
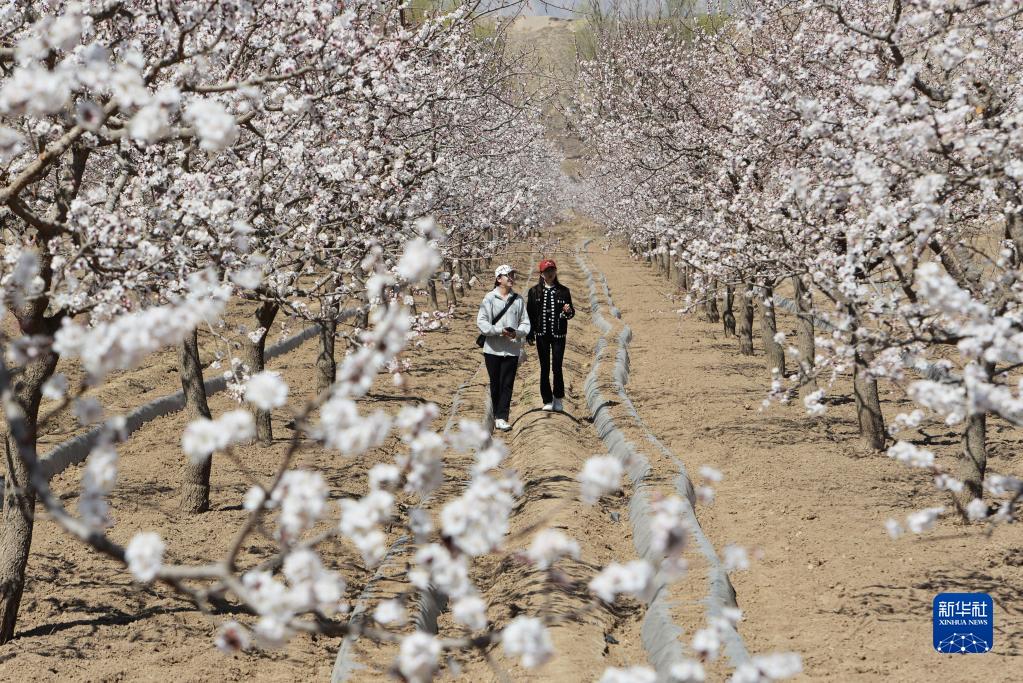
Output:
top-left (502, 616), bottom-right (553, 669)
top-left (451, 595), bottom-right (487, 631)
top-left (526, 529), bottom-right (580, 570)
top-left (905, 507), bottom-right (944, 534)
top-left (244, 371), bottom-right (289, 410)
top-left (441, 472), bottom-right (519, 556)
top-left (884, 518), bottom-right (903, 539)
top-left (599, 667), bottom-right (657, 683)
top-left (966, 498), bottom-right (988, 521)
top-left (125, 532), bottom-right (164, 583)
top-left (271, 470), bottom-right (328, 539)
top-left (579, 455), bottom-right (623, 504)
top-left (887, 441), bottom-right (934, 469)
top-left (751, 652), bottom-right (803, 680)
top-left (691, 627), bottom-right (720, 661)
top-left (243, 485), bottom-right (266, 512)
top-left (588, 560), bottom-right (654, 603)
top-left (42, 373), bottom-right (69, 401)
top-left (374, 599), bottom-right (408, 626)
top-left (409, 543), bottom-right (474, 599)
top-left (722, 544), bottom-right (750, 572)
top-left (181, 410), bottom-right (255, 463)
top-left (398, 632), bottom-right (441, 683)
top-left (214, 621), bottom-right (252, 653)
top-left (396, 237), bottom-right (442, 284)
top-left (698, 465), bottom-right (723, 482)
top-left (669, 659), bottom-right (706, 683)
top-left (184, 99), bottom-right (239, 152)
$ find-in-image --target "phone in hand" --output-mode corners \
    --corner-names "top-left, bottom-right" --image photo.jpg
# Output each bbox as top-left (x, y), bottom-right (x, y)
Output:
top-left (504, 327), bottom-right (515, 335)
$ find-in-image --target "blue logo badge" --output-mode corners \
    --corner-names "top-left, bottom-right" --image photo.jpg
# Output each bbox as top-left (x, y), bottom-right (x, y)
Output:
top-left (933, 593), bottom-right (993, 654)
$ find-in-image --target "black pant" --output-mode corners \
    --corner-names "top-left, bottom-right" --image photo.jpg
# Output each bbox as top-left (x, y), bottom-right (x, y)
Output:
top-left (484, 353), bottom-right (519, 421)
top-left (535, 335), bottom-right (566, 404)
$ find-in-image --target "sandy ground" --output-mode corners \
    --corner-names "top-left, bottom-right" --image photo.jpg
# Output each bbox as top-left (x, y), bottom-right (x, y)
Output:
top-left (0, 283), bottom-right (486, 681)
top-left (584, 227), bottom-right (1023, 681)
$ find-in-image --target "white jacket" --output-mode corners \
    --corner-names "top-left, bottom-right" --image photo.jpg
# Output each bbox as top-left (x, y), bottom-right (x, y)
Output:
top-left (476, 288), bottom-right (530, 356)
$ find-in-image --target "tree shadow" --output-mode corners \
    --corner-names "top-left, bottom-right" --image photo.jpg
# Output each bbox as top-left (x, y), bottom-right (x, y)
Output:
top-left (364, 393), bottom-right (428, 404)
top-left (851, 566), bottom-right (1023, 656)
top-left (15, 603), bottom-right (193, 640)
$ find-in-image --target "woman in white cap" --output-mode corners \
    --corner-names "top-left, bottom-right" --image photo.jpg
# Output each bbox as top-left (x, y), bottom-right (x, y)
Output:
top-left (476, 264), bottom-right (531, 431)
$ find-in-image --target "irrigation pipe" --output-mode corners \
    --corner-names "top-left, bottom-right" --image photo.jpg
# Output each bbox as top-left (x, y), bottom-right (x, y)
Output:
top-left (577, 242), bottom-right (753, 675)
top-left (38, 325), bottom-right (319, 482)
top-left (330, 360), bottom-right (484, 682)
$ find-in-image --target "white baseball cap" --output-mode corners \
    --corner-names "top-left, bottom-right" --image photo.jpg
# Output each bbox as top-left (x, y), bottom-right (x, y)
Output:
top-left (494, 264), bottom-right (516, 278)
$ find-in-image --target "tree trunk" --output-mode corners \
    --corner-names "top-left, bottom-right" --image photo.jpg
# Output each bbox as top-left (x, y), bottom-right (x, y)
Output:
top-left (957, 412), bottom-right (987, 512)
top-left (759, 284), bottom-right (785, 378)
top-left (853, 345), bottom-right (886, 451)
top-left (0, 345), bottom-right (57, 643)
top-left (722, 285), bottom-right (736, 336)
top-left (956, 361), bottom-right (994, 512)
top-left (427, 279), bottom-right (440, 311)
top-left (704, 280), bottom-right (720, 323)
top-left (443, 259), bottom-right (457, 308)
top-left (792, 275), bottom-right (817, 394)
top-left (737, 283), bottom-right (754, 356)
top-left (662, 252), bottom-right (671, 280)
top-left (316, 316), bottom-right (338, 394)
top-left (454, 258), bottom-right (465, 297)
top-left (245, 302), bottom-right (279, 445)
top-left (179, 329), bottom-right (213, 514)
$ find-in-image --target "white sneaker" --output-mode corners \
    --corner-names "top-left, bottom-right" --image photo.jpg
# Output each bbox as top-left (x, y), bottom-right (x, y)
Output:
top-left (494, 418), bottom-right (511, 431)
top-left (553, 398), bottom-right (564, 412)
top-left (542, 403), bottom-right (554, 411)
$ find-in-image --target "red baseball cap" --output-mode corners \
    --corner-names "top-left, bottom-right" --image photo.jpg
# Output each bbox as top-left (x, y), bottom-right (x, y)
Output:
top-left (538, 259), bottom-right (557, 272)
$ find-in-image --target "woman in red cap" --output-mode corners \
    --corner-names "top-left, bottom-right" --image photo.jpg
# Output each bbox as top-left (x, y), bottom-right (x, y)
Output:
top-left (526, 259), bottom-right (575, 412)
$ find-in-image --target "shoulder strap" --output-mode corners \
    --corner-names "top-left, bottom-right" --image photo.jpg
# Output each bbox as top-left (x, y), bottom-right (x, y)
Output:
top-left (490, 293), bottom-right (519, 325)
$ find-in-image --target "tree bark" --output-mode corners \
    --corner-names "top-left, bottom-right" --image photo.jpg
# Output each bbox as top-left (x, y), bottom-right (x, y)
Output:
top-left (853, 345), bottom-right (886, 451)
top-left (245, 301), bottom-right (280, 445)
top-left (759, 283), bottom-right (785, 378)
top-left (957, 412), bottom-right (987, 511)
top-left (956, 361), bottom-right (994, 512)
top-left (704, 280), bottom-right (720, 323)
top-left (427, 279), bottom-right (440, 311)
top-left (0, 341), bottom-right (57, 643)
top-left (737, 283), bottom-right (754, 356)
top-left (722, 285), bottom-right (736, 336)
top-left (454, 257), bottom-right (465, 297)
top-left (316, 316), bottom-right (338, 394)
top-left (443, 259), bottom-right (457, 308)
top-left (179, 329), bottom-right (213, 514)
top-left (792, 275), bottom-right (818, 394)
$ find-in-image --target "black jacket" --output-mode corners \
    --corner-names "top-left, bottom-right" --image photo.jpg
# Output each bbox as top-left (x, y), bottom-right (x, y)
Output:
top-left (526, 281), bottom-right (575, 340)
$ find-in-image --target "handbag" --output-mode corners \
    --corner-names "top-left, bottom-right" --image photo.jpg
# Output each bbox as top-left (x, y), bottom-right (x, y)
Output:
top-left (476, 293), bottom-right (519, 348)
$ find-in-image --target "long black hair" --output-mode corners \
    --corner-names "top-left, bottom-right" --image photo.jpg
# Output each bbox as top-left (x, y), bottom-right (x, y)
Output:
top-left (533, 273), bottom-right (562, 291)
